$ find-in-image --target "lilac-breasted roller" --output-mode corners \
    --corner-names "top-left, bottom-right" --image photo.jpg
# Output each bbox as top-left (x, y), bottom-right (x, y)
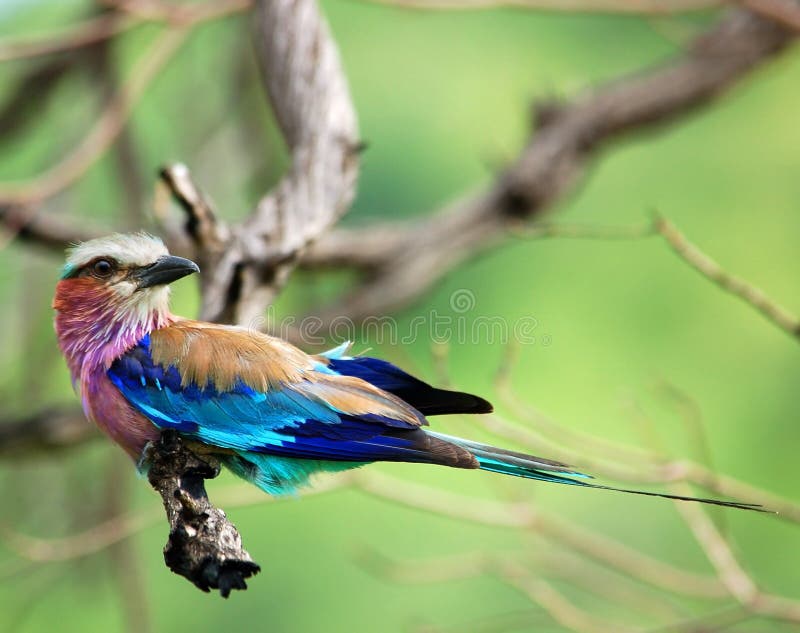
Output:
top-left (53, 233), bottom-right (761, 510)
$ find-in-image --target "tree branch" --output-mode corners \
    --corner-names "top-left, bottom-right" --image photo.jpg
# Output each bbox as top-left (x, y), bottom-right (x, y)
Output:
top-left (742, 0), bottom-right (800, 32)
top-left (0, 27), bottom-right (189, 207)
top-left (299, 9), bottom-right (794, 326)
top-left (157, 163), bottom-right (230, 280)
top-left (0, 205), bottom-right (105, 252)
top-left (0, 407), bottom-right (97, 458)
top-left (188, 0), bottom-right (361, 325)
top-left (0, 11), bottom-right (136, 63)
top-left (654, 214), bottom-right (800, 339)
top-left (359, 0), bottom-right (722, 14)
top-left (143, 431), bottom-right (260, 597)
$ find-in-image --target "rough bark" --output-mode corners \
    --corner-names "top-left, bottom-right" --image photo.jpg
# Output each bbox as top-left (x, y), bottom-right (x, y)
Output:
top-left (144, 431), bottom-right (260, 597)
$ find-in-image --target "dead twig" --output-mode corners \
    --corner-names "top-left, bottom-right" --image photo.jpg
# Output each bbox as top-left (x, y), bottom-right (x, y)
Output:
top-left (300, 10), bottom-right (794, 327)
top-left (359, 0), bottom-right (800, 33)
top-left (0, 407), bottom-right (97, 458)
top-left (191, 0), bottom-right (361, 324)
top-left (0, 12), bottom-right (137, 63)
top-left (143, 431), bottom-right (260, 598)
top-left (357, 0), bottom-right (722, 14)
top-left (654, 215), bottom-right (800, 339)
top-left (0, 27), bottom-right (189, 207)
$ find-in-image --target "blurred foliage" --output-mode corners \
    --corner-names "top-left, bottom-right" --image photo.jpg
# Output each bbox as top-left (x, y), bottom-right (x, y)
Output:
top-left (1, 1), bottom-right (799, 632)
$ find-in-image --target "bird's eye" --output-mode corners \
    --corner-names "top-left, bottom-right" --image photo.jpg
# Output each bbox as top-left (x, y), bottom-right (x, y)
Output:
top-left (92, 259), bottom-right (114, 277)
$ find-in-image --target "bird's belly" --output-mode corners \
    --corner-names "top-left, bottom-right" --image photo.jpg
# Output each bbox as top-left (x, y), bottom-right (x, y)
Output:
top-left (82, 369), bottom-right (159, 459)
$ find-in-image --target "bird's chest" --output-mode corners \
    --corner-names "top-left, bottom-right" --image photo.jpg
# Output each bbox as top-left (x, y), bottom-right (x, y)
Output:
top-left (81, 368), bottom-right (159, 459)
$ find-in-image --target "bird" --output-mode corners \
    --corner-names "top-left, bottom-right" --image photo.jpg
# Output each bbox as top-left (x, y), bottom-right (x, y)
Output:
top-left (53, 232), bottom-right (762, 511)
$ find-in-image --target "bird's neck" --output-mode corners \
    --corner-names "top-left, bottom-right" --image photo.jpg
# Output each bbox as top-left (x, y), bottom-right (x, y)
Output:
top-left (53, 279), bottom-right (176, 382)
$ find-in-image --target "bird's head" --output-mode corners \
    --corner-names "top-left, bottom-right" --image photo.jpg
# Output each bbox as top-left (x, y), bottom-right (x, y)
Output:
top-left (53, 233), bottom-right (199, 372)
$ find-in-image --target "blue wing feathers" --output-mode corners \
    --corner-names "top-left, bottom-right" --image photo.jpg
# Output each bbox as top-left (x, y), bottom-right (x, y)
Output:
top-left (108, 338), bottom-right (449, 464)
top-left (327, 356), bottom-right (493, 416)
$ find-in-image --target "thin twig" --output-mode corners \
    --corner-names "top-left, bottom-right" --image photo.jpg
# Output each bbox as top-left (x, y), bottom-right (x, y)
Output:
top-left (358, 471), bottom-right (800, 626)
top-left (491, 345), bottom-right (800, 520)
top-left (0, 27), bottom-right (189, 206)
top-left (100, 0), bottom-right (252, 23)
top-left (654, 215), bottom-right (800, 339)
top-left (302, 10), bottom-right (794, 326)
top-left (637, 402), bottom-right (800, 626)
top-left (0, 407), bottom-right (98, 458)
top-left (0, 0), bottom-right (252, 64)
top-left (0, 0), bottom-right (251, 209)
top-left (499, 560), bottom-right (631, 633)
top-left (512, 221), bottom-right (656, 241)
top-left (157, 163), bottom-right (231, 299)
top-left (361, 547), bottom-right (681, 621)
top-left (0, 477), bottom-right (344, 564)
top-left (0, 12), bottom-right (137, 63)
top-left (672, 490), bottom-right (758, 603)
top-left (360, 0), bottom-right (800, 33)
top-left (354, 469), bottom-right (727, 597)
top-left (643, 606), bottom-right (750, 633)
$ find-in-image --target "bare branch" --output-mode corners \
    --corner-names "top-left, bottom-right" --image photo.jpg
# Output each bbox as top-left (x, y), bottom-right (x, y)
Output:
top-left (499, 561), bottom-right (631, 633)
top-left (743, 0), bottom-right (800, 31)
top-left (158, 164), bottom-right (227, 249)
top-left (672, 490), bottom-right (758, 603)
top-left (301, 10), bottom-right (794, 324)
top-left (193, 0), bottom-right (361, 324)
top-left (100, 0), bottom-right (252, 23)
top-left (654, 215), bottom-right (800, 340)
top-left (360, 0), bottom-right (800, 34)
top-left (0, 205), bottom-right (105, 252)
top-left (0, 0), bottom-right (252, 211)
top-left (144, 431), bottom-right (260, 597)
top-left (359, 0), bottom-right (722, 14)
top-left (353, 469), bottom-right (727, 597)
top-left (0, 27), bottom-right (189, 207)
top-left (0, 0), bottom-right (253, 64)
top-left (0, 12), bottom-right (137, 63)
top-left (0, 407), bottom-right (97, 458)
top-left (355, 472), bottom-right (800, 627)
top-left (0, 477), bottom-right (344, 566)
top-left (157, 163), bottom-right (231, 281)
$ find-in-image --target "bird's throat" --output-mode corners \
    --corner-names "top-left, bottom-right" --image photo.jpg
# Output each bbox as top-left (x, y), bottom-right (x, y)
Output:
top-left (53, 278), bottom-right (175, 381)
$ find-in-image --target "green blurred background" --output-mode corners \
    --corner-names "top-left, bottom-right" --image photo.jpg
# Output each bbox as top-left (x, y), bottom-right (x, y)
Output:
top-left (1, 1), bottom-right (799, 632)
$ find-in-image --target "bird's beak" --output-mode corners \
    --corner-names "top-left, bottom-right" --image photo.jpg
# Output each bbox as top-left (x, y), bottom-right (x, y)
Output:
top-left (135, 255), bottom-right (200, 289)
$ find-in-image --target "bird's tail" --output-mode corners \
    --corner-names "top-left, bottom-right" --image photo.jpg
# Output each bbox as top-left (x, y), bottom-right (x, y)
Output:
top-left (427, 431), bottom-right (768, 512)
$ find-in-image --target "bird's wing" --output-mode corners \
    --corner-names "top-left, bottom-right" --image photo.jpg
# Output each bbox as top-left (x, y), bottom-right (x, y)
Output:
top-left (107, 321), bottom-right (473, 466)
top-left (314, 348), bottom-right (493, 416)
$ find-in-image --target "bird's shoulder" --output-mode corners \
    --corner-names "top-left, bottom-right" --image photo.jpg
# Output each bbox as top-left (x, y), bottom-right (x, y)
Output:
top-left (146, 319), bottom-right (312, 392)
